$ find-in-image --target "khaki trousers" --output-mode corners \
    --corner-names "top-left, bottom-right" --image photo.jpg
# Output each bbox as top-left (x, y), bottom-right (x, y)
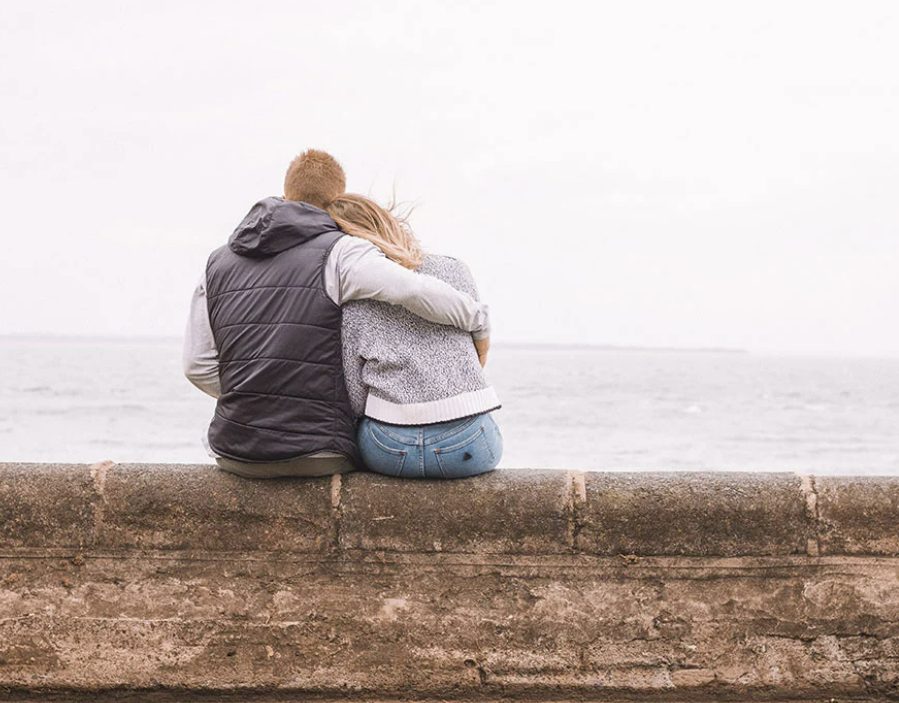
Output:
top-left (216, 454), bottom-right (356, 479)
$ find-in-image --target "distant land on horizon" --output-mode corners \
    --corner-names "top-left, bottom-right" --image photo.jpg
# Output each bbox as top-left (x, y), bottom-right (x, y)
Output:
top-left (499, 341), bottom-right (749, 354)
top-left (1, 333), bottom-right (897, 358)
top-left (0, 333), bottom-right (747, 355)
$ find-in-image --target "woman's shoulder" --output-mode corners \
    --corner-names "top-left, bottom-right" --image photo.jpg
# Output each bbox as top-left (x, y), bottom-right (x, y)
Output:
top-left (416, 254), bottom-right (477, 297)
top-left (418, 254), bottom-right (475, 290)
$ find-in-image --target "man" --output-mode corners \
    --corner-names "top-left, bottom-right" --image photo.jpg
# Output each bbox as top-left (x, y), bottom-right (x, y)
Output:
top-left (183, 149), bottom-right (490, 478)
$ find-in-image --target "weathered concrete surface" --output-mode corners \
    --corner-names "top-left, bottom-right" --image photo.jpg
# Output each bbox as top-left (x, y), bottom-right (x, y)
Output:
top-left (0, 463), bottom-right (897, 701)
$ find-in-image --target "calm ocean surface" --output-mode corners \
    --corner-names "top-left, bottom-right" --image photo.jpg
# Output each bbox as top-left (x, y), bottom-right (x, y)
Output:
top-left (1, 338), bottom-right (897, 474)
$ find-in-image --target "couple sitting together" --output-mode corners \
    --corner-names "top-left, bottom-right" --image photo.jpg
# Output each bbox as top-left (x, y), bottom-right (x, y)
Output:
top-left (183, 149), bottom-right (502, 479)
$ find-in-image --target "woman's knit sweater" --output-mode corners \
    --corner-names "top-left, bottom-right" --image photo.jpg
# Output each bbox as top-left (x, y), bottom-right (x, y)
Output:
top-left (341, 254), bottom-right (500, 425)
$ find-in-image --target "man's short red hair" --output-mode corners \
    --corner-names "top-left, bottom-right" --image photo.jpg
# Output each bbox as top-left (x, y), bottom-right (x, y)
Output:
top-left (283, 149), bottom-right (346, 209)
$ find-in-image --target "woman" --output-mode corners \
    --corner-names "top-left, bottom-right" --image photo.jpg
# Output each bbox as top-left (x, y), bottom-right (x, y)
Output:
top-left (327, 194), bottom-right (502, 479)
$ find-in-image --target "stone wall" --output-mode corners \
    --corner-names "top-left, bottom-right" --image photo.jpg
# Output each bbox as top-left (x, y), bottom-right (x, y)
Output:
top-left (1, 462), bottom-right (897, 701)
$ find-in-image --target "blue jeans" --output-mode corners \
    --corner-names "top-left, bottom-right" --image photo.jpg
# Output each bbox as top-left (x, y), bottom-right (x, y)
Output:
top-left (358, 413), bottom-right (502, 479)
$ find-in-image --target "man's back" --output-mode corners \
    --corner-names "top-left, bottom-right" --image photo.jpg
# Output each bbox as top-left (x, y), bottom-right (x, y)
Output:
top-left (205, 198), bottom-right (358, 464)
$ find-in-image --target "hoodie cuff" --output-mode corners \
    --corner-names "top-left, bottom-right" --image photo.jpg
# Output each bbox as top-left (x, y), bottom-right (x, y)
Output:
top-left (471, 304), bottom-right (491, 341)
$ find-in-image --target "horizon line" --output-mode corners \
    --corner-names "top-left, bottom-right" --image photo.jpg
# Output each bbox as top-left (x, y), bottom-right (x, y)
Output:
top-left (0, 332), bottom-right (746, 353)
top-left (2, 333), bottom-right (897, 359)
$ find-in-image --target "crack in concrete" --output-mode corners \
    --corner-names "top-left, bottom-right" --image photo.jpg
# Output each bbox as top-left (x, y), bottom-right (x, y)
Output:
top-left (330, 473), bottom-right (343, 551)
top-left (88, 461), bottom-right (115, 543)
top-left (329, 473), bottom-right (342, 511)
top-left (89, 461), bottom-right (112, 499)
top-left (798, 474), bottom-right (821, 557)
top-left (564, 471), bottom-right (587, 551)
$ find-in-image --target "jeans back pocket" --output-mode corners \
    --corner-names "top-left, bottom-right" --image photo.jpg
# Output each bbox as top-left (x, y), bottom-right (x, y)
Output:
top-left (361, 424), bottom-right (408, 477)
top-left (433, 426), bottom-right (497, 479)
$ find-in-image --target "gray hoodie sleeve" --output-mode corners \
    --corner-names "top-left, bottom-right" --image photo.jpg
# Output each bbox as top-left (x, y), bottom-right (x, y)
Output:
top-left (182, 274), bottom-right (222, 398)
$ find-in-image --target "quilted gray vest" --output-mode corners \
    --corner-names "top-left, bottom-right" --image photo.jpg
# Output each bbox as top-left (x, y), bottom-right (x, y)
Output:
top-left (205, 197), bottom-right (359, 464)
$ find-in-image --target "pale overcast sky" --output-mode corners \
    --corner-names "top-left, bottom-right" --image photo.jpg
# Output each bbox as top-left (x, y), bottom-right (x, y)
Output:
top-left (1, 1), bottom-right (896, 355)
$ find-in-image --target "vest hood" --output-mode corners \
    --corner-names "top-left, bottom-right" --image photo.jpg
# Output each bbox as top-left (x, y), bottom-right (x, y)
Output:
top-left (228, 197), bottom-right (340, 258)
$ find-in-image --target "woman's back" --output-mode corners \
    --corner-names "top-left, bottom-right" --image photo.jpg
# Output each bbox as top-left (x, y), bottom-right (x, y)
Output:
top-left (341, 254), bottom-right (500, 424)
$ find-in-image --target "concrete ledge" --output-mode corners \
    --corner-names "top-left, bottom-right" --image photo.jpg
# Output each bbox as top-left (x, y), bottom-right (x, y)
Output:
top-left (1, 463), bottom-right (898, 701)
top-left (816, 475), bottom-right (899, 555)
top-left (339, 469), bottom-right (573, 554)
top-left (578, 472), bottom-right (814, 556)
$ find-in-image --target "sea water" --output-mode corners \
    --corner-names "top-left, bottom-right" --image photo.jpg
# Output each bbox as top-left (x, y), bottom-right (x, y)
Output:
top-left (1, 338), bottom-right (897, 474)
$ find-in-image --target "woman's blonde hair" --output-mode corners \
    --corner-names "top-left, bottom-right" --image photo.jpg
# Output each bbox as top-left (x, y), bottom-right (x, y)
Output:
top-left (327, 193), bottom-right (423, 270)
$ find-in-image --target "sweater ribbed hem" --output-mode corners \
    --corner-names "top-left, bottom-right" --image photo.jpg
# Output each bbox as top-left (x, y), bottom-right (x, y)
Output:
top-left (364, 387), bottom-right (501, 425)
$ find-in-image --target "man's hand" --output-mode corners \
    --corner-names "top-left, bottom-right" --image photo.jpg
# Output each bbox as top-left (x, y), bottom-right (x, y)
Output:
top-left (474, 337), bottom-right (490, 368)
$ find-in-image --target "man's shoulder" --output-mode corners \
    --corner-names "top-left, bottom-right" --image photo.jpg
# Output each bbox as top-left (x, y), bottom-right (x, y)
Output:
top-left (329, 234), bottom-right (380, 259)
top-left (207, 242), bottom-right (233, 261)
top-left (205, 243), bottom-right (238, 279)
